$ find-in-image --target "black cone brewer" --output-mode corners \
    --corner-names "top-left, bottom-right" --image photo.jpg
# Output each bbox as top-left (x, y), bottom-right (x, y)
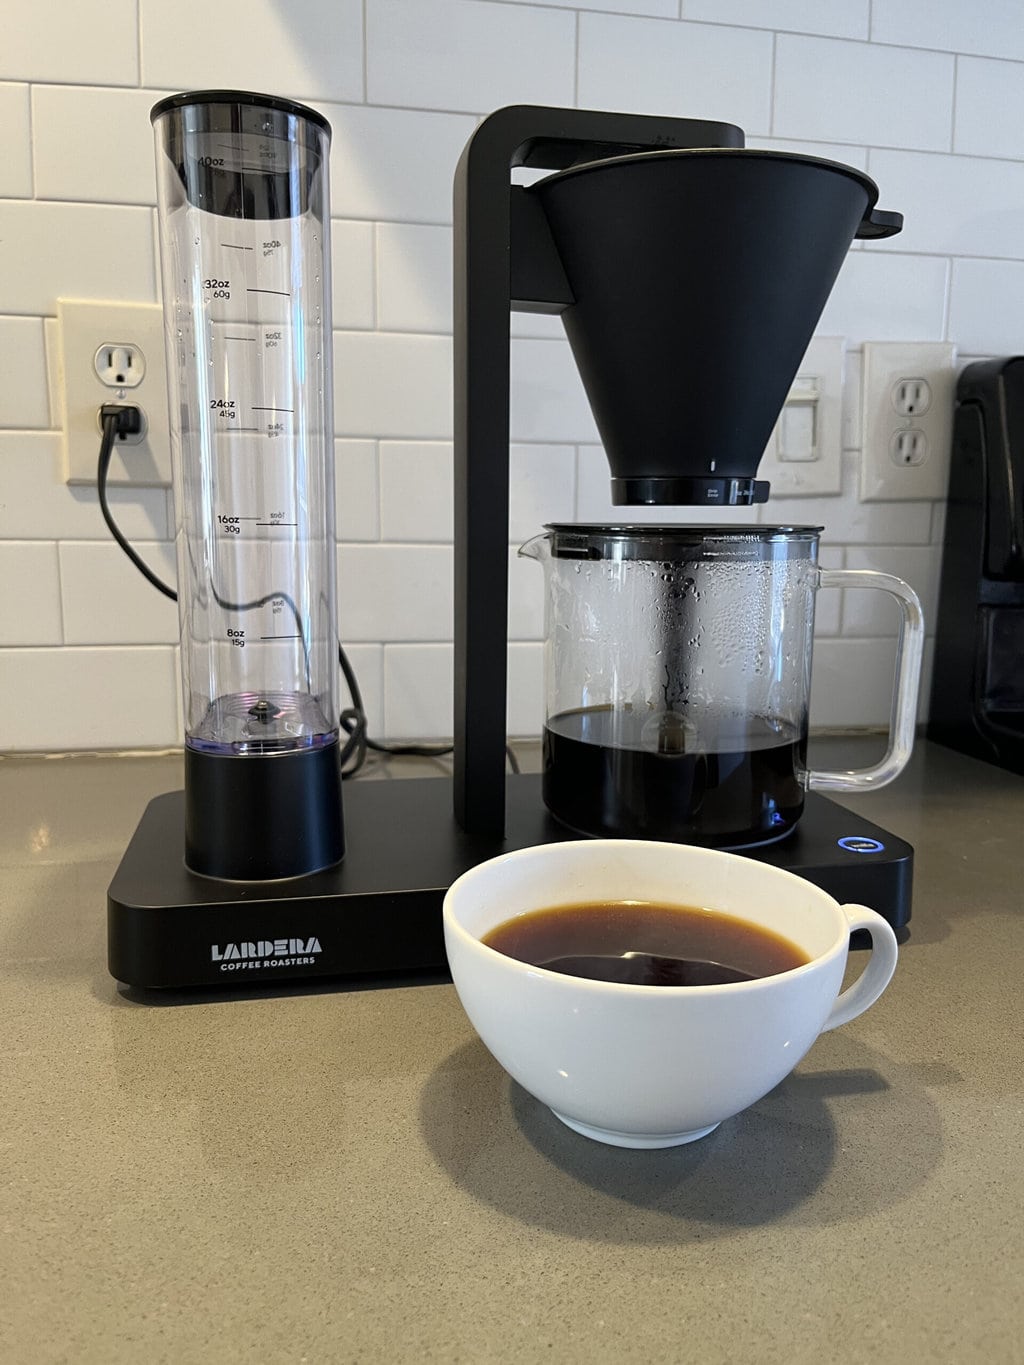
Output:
top-left (108, 102), bottom-right (915, 990)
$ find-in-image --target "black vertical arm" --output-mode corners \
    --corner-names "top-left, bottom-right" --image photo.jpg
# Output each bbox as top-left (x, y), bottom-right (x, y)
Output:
top-left (452, 106), bottom-right (743, 836)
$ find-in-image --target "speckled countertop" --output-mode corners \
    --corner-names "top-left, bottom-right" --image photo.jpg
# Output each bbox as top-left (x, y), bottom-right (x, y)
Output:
top-left (2, 738), bottom-right (1022, 1364)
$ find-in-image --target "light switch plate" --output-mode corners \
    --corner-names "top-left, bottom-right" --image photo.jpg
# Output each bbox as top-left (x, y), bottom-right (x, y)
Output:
top-left (859, 341), bottom-right (957, 502)
top-left (758, 336), bottom-right (845, 496)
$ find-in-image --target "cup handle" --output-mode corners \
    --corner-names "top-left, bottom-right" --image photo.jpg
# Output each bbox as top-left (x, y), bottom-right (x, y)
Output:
top-left (808, 568), bottom-right (925, 793)
top-left (821, 904), bottom-right (899, 1032)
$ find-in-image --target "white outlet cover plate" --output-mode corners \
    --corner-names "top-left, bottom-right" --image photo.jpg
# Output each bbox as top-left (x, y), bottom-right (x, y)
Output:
top-left (758, 336), bottom-right (845, 496)
top-left (54, 298), bottom-right (172, 487)
top-left (859, 340), bottom-right (957, 502)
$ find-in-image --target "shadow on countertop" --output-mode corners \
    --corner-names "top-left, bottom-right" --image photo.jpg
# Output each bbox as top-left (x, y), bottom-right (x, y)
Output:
top-left (418, 1033), bottom-right (946, 1246)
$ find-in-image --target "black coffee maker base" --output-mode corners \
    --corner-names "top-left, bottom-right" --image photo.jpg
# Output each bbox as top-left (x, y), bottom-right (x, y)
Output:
top-left (107, 774), bottom-right (912, 992)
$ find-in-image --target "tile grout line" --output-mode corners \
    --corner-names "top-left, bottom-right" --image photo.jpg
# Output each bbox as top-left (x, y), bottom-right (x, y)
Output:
top-left (136, 0), bottom-right (143, 88)
top-left (27, 83), bottom-right (36, 201)
top-left (949, 52), bottom-right (959, 154)
top-left (362, 0), bottom-right (369, 104)
top-left (573, 9), bottom-right (580, 107)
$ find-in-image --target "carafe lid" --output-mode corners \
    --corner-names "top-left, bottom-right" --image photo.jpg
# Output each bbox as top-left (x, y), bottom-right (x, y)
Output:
top-left (544, 524), bottom-right (823, 562)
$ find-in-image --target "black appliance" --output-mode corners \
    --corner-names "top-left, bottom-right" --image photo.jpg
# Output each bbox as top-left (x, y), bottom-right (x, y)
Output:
top-left (929, 357), bottom-right (1024, 772)
top-left (109, 103), bottom-right (913, 991)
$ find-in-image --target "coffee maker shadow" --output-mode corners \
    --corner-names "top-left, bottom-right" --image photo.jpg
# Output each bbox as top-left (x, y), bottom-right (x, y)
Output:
top-left (419, 1036), bottom-right (943, 1246)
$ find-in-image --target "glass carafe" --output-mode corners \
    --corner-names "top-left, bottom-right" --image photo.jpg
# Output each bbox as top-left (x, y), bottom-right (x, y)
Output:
top-left (520, 525), bottom-right (924, 849)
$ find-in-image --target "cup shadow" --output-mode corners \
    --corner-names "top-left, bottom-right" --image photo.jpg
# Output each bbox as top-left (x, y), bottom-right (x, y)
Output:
top-left (418, 1033), bottom-right (944, 1246)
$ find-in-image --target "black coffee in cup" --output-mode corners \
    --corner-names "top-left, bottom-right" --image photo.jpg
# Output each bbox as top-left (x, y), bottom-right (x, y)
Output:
top-left (482, 900), bottom-right (809, 987)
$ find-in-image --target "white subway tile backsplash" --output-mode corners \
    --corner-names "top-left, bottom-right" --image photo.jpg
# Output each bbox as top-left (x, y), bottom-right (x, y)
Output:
top-left (683, 0), bottom-right (869, 40)
top-left (955, 57), bottom-right (1024, 160)
top-left (383, 643), bottom-right (453, 739)
top-left (338, 544), bottom-right (453, 642)
top-left (509, 445), bottom-right (576, 543)
top-left (510, 311), bottom-right (566, 341)
top-left (814, 545), bottom-right (843, 637)
top-left (748, 136), bottom-right (868, 170)
top-left (843, 545), bottom-right (942, 637)
top-left (0, 318), bottom-right (50, 428)
top-left (377, 224), bottom-right (452, 334)
top-left (808, 637), bottom-right (899, 728)
top-left (378, 440), bottom-right (577, 543)
top-left (507, 641), bottom-right (544, 737)
top-left (818, 253), bottom-right (949, 344)
top-left (0, 84), bottom-right (32, 197)
top-left (0, 434), bottom-right (169, 542)
top-left (332, 222), bottom-right (376, 330)
top-left (0, 1), bottom-right (138, 84)
top-left (842, 351), bottom-right (863, 451)
top-left (0, 646), bottom-right (179, 750)
top-left (1, 6), bottom-right (1022, 748)
top-left (507, 545), bottom-right (544, 641)
top-left (58, 542), bottom-right (179, 645)
top-left (335, 332), bottom-right (453, 439)
top-left (766, 459), bottom-right (934, 545)
top-left (324, 104), bottom-right (477, 225)
top-left (511, 339), bottom-right (600, 445)
top-left (366, 0), bottom-right (575, 112)
top-left (868, 149), bottom-right (1024, 260)
top-left (500, 0), bottom-right (677, 12)
top-left (579, 15), bottom-right (773, 132)
top-left (140, 0), bottom-right (363, 103)
top-left (0, 543), bottom-right (62, 644)
top-left (0, 202), bottom-right (157, 314)
top-left (32, 86), bottom-right (166, 206)
top-left (380, 442), bottom-right (453, 541)
top-left (949, 259), bottom-right (1024, 356)
top-left (931, 501), bottom-right (948, 547)
top-left (774, 35), bottom-right (953, 151)
top-left (814, 635), bottom-right (935, 729)
top-left (340, 643), bottom-right (385, 737)
top-left (336, 440), bottom-right (380, 542)
top-left (382, 639), bottom-right (543, 739)
top-left (872, 0), bottom-right (1024, 63)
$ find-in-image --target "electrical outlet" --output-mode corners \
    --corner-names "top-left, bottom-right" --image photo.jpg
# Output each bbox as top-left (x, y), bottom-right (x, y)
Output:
top-left (54, 299), bottom-right (172, 487)
top-left (859, 341), bottom-right (956, 501)
top-left (94, 343), bottom-right (147, 389)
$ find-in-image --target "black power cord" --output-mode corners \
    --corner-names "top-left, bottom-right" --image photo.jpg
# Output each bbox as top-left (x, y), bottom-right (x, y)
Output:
top-left (96, 405), bottom-right (521, 778)
top-left (97, 405), bottom-right (176, 601)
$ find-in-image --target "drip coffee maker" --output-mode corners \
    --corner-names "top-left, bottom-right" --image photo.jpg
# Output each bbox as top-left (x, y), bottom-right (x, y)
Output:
top-left (108, 100), bottom-right (919, 991)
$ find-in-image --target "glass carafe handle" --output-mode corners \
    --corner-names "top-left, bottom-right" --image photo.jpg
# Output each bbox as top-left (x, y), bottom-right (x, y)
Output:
top-left (808, 568), bottom-right (925, 793)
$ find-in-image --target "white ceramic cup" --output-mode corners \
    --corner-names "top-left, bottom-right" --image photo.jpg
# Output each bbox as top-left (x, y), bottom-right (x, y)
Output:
top-left (443, 840), bottom-right (898, 1149)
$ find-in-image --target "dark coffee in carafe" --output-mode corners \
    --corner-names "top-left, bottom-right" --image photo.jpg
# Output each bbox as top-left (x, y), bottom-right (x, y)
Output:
top-left (543, 706), bottom-right (806, 847)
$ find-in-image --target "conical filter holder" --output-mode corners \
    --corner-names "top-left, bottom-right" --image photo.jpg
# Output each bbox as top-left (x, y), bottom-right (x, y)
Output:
top-left (531, 149), bottom-right (899, 505)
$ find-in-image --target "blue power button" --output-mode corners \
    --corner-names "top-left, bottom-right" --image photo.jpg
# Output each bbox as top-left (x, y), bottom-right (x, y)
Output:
top-left (837, 835), bottom-right (885, 854)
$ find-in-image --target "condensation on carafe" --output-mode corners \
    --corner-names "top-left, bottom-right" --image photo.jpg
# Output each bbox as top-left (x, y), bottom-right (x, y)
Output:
top-left (641, 553), bottom-right (814, 757)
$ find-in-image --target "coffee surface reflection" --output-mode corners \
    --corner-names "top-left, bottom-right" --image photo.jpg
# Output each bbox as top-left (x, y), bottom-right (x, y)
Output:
top-left (482, 900), bottom-right (810, 987)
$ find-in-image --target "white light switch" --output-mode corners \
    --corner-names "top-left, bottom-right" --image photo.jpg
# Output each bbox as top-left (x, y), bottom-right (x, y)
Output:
top-left (759, 337), bottom-right (844, 495)
top-left (778, 390), bottom-right (817, 462)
